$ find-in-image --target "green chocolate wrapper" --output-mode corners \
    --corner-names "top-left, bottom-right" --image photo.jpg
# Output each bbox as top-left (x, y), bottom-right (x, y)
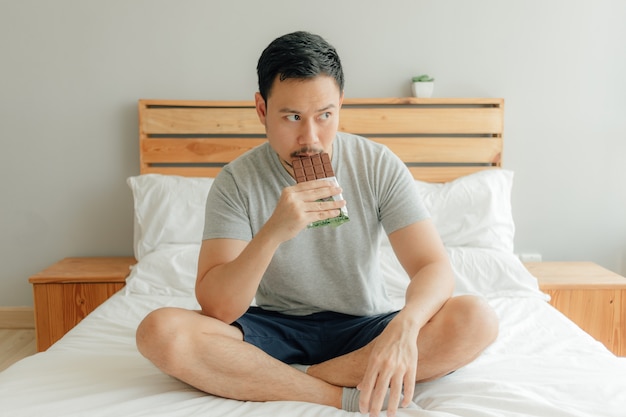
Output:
top-left (307, 177), bottom-right (350, 229)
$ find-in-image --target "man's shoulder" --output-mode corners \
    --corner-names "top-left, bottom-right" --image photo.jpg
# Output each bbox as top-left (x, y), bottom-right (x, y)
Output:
top-left (222, 142), bottom-right (272, 174)
top-left (232, 142), bottom-right (271, 163)
top-left (337, 131), bottom-right (381, 146)
top-left (336, 132), bottom-right (388, 155)
top-left (336, 132), bottom-right (395, 166)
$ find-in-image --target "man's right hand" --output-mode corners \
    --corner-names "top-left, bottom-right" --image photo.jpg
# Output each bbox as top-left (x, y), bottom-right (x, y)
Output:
top-left (264, 179), bottom-right (346, 243)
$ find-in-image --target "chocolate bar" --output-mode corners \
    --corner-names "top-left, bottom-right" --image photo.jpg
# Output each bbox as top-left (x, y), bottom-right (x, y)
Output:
top-left (291, 152), bottom-right (349, 229)
top-left (292, 153), bottom-right (335, 183)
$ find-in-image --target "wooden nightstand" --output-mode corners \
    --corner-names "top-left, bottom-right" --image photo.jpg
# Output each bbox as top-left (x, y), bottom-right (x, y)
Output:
top-left (525, 261), bottom-right (626, 356)
top-left (29, 257), bottom-right (136, 352)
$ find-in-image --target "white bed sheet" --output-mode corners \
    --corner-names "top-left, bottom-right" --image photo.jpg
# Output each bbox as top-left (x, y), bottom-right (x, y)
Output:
top-left (2, 290), bottom-right (625, 417)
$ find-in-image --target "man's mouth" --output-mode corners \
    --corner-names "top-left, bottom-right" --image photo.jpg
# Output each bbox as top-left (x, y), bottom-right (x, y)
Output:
top-left (290, 147), bottom-right (323, 158)
top-left (283, 148), bottom-right (325, 170)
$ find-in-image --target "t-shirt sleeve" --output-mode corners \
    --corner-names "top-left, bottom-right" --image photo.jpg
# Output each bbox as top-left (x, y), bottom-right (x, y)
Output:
top-left (377, 146), bottom-right (430, 235)
top-left (202, 167), bottom-right (253, 242)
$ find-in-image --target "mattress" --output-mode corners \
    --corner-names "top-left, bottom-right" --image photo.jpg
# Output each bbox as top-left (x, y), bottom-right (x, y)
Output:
top-left (3, 170), bottom-right (626, 416)
top-left (1, 287), bottom-right (625, 417)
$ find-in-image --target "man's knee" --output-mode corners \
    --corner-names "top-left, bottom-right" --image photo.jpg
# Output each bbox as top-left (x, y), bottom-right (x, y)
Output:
top-left (136, 307), bottom-right (243, 374)
top-left (136, 307), bottom-right (191, 371)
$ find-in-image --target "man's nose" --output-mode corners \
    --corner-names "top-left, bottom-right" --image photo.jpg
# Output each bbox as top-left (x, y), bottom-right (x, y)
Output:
top-left (297, 119), bottom-right (318, 145)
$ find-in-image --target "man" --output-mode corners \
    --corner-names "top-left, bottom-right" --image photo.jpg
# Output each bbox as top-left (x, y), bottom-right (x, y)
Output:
top-left (136, 31), bottom-right (498, 417)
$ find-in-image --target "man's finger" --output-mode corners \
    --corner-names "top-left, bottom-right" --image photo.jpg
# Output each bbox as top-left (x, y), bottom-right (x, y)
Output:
top-left (357, 385), bottom-right (371, 414)
top-left (401, 369), bottom-right (416, 407)
top-left (366, 372), bottom-right (393, 416)
top-left (370, 385), bottom-right (388, 416)
top-left (357, 369), bottom-right (378, 413)
top-left (385, 376), bottom-right (405, 417)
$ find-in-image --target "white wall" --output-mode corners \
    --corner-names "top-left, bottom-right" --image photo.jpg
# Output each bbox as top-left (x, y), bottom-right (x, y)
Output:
top-left (1, 0), bottom-right (625, 306)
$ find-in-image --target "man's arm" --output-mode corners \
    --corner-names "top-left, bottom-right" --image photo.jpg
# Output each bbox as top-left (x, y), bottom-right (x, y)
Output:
top-left (358, 219), bottom-right (454, 415)
top-left (195, 179), bottom-right (346, 323)
top-left (195, 233), bottom-right (279, 323)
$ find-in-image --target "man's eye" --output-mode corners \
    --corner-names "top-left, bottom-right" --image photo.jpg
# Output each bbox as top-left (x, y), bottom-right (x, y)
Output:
top-left (286, 114), bottom-right (301, 121)
top-left (319, 112), bottom-right (332, 120)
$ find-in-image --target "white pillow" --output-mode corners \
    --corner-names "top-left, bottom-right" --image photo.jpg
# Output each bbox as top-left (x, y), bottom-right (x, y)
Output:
top-left (416, 169), bottom-right (515, 252)
top-left (446, 247), bottom-right (546, 298)
top-left (124, 243), bottom-right (200, 296)
top-left (127, 174), bottom-right (214, 260)
top-left (381, 243), bottom-right (547, 306)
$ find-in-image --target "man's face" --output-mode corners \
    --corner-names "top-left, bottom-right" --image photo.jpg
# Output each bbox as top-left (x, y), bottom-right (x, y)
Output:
top-left (255, 75), bottom-right (343, 176)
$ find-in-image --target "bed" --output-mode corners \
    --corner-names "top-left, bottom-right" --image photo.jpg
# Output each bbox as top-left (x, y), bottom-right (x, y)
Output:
top-left (1, 98), bottom-right (625, 417)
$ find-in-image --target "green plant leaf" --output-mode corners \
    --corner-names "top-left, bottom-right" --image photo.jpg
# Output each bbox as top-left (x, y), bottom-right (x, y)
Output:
top-left (412, 74), bottom-right (434, 82)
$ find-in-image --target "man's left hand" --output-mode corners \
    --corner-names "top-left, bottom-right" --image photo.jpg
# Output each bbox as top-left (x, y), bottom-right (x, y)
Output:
top-left (357, 312), bottom-right (418, 417)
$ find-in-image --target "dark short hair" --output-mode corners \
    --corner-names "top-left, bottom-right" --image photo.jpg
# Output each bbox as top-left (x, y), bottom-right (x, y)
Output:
top-left (257, 31), bottom-right (344, 101)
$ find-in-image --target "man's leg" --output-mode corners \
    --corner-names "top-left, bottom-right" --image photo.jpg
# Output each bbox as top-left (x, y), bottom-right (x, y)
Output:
top-left (136, 307), bottom-right (342, 407)
top-left (306, 295), bottom-right (498, 387)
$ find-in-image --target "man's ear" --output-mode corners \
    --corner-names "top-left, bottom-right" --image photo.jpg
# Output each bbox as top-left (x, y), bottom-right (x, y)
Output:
top-left (254, 92), bottom-right (267, 126)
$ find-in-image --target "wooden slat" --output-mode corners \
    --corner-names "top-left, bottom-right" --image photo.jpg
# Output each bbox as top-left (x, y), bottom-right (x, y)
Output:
top-left (141, 138), bottom-right (266, 163)
top-left (141, 137), bottom-right (501, 165)
top-left (370, 137), bottom-right (501, 164)
top-left (343, 97), bottom-right (503, 106)
top-left (140, 99), bottom-right (255, 108)
top-left (142, 107), bottom-right (262, 135)
top-left (140, 100), bottom-right (504, 136)
top-left (339, 107), bottom-right (503, 135)
top-left (409, 166), bottom-right (499, 183)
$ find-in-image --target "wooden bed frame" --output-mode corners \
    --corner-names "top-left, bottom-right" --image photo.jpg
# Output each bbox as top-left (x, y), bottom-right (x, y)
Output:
top-left (138, 98), bottom-right (504, 183)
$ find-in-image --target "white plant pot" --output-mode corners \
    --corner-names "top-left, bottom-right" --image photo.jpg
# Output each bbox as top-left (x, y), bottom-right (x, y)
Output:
top-left (412, 81), bottom-right (434, 98)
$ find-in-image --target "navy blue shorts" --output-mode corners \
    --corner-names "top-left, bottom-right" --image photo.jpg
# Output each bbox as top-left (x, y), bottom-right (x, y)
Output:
top-left (234, 306), bottom-right (399, 365)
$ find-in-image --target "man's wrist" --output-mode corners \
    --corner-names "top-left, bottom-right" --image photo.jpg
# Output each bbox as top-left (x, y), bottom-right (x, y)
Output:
top-left (391, 308), bottom-right (423, 336)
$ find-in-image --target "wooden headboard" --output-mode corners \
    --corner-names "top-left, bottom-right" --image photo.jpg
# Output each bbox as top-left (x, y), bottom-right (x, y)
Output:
top-left (138, 98), bottom-right (504, 183)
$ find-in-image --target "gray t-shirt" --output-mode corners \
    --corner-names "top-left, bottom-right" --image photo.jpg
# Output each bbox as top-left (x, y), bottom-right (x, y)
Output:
top-left (202, 132), bottom-right (429, 316)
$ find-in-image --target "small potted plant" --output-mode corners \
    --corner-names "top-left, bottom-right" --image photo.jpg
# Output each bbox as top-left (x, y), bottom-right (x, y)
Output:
top-left (411, 74), bottom-right (435, 98)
